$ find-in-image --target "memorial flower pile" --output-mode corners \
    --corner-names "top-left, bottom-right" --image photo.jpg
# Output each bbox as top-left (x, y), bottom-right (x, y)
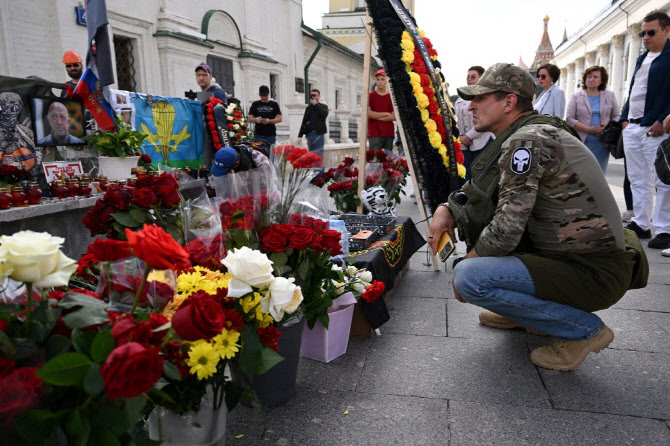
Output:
top-left (82, 172), bottom-right (183, 242)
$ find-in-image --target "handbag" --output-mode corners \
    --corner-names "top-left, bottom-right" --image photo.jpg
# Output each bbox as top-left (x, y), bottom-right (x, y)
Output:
top-left (600, 120), bottom-right (622, 146)
top-left (655, 138), bottom-right (670, 185)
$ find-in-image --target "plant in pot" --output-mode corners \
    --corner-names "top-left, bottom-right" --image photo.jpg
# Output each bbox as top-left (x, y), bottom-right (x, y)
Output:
top-left (85, 116), bottom-right (148, 181)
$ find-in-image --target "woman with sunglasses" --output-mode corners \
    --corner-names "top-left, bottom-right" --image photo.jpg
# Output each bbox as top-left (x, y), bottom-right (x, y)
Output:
top-left (565, 66), bottom-right (620, 173)
top-left (533, 63), bottom-right (566, 119)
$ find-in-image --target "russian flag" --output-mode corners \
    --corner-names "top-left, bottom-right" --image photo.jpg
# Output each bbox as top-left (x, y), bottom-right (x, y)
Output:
top-left (74, 64), bottom-right (116, 131)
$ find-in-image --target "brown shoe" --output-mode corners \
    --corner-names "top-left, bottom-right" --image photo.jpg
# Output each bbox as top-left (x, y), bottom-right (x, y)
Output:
top-left (478, 310), bottom-right (547, 335)
top-left (530, 326), bottom-right (614, 372)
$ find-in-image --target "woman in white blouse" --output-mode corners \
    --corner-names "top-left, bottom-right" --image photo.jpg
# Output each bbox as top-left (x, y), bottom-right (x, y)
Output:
top-left (533, 63), bottom-right (566, 119)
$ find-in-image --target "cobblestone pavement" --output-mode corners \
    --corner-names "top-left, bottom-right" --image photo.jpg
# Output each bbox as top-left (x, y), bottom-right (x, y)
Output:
top-left (226, 162), bottom-right (670, 445)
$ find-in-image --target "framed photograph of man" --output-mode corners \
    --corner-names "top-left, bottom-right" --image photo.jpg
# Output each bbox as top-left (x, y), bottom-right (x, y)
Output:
top-left (31, 97), bottom-right (87, 147)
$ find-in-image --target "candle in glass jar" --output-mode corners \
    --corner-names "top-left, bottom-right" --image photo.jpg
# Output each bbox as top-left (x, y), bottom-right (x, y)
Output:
top-left (11, 185), bottom-right (26, 206)
top-left (0, 187), bottom-right (12, 209)
top-left (26, 182), bottom-right (42, 205)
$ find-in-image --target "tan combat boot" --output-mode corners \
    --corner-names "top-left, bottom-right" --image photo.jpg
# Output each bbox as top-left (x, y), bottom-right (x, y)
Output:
top-left (530, 326), bottom-right (614, 372)
top-left (478, 310), bottom-right (547, 335)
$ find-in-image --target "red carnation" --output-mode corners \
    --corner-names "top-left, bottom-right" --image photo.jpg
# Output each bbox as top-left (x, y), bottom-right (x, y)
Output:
top-left (257, 326), bottom-right (281, 352)
top-left (361, 280), bottom-right (385, 303)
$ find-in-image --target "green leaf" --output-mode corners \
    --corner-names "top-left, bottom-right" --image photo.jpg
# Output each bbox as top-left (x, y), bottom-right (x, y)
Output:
top-left (59, 292), bottom-right (109, 310)
top-left (298, 259), bottom-right (310, 281)
top-left (224, 380), bottom-right (245, 412)
top-left (14, 409), bottom-right (68, 442)
top-left (124, 395), bottom-right (147, 428)
top-left (163, 360), bottom-right (182, 381)
top-left (84, 364), bottom-right (103, 396)
top-left (257, 347), bottom-right (285, 375)
top-left (64, 408), bottom-right (83, 437)
top-left (71, 328), bottom-right (98, 356)
top-left (88, 427), bottom-right (122, 446)
top-left (269, 251), bottom-right (288, 267)
top-left (129, 208), bottom-right (150, 224)
top-left (46, 335), bottom-right (72, 359)
top-left (238, 326), bottom-right (262, 378)
top-left (111, 212), bottom-right (140, 228)
top-left (91, 330), bottom-right (115, 362)
top-left (164, 223), bottom-right (183, 245)
top-left (74, 415), bottom-right (91, 446)
top-left (63, 308), bottom-right (110, 330)
top-left (37, 352), bottom-right (91, 386)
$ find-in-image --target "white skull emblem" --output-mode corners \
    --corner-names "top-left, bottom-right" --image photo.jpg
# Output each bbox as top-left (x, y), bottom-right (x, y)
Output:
top-left (512, 148), bottom-right (530, 173)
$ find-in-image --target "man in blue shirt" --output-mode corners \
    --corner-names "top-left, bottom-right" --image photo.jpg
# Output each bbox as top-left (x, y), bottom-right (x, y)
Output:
top-left (195, 63), bottom-right (228, 105)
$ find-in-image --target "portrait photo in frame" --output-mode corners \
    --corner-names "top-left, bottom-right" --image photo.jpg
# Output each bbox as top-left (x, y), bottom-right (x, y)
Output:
top-left (31, 97), bottom-right (87, 147)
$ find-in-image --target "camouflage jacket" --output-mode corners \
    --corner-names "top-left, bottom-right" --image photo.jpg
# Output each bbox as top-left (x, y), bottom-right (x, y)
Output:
top-left (475, 123), bottom-right (625, 258)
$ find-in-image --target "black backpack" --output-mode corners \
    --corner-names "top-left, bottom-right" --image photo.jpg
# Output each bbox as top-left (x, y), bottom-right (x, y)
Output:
top-left (655, 138), bottom-right (670, 185)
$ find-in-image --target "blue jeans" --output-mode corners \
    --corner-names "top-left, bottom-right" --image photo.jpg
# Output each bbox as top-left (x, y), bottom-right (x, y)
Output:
top-left (306, 132), bottom-right (325, 159)
top-left (254, 135), bottom-right (276, 145)
top-left (453, 256), bottom-right (604, 341)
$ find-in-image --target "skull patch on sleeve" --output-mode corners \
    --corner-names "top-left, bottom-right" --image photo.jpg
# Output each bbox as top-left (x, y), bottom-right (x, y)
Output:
top-left (510, 147), bottom-right (532, 174)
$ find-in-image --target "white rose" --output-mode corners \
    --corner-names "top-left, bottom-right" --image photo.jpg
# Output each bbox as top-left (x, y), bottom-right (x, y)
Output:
top-left (358, 271), bottom-right (373, 283)
top-left (262, 277), bottom-right (303, 321)
top-left (222, 247), bottom-right (275, 289)
top-left (226, 104), bottom-right (236, 114)
top-left (331, 280), bottom-right (346, 295)
top-left (346, 265), bottom-right (358, 277)
top-left (331, 264), bottom-right (343, 272)
top-left (233, 124), bottom-right (240, 130)
top-left (353, 282), bottom-right (366, 294)
top-left (0, 230), bottom-right (77, 288)
top-left (229, 131), bottom-right (235, 137)
top-left (226, 115), bottom-right (233, 121)
top-left (0, 250), bottom-right (13, 282)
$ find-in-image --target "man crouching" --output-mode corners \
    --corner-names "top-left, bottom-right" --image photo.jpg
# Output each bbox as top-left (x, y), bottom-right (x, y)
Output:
top-left (428, 63), bottom-right (647, 371)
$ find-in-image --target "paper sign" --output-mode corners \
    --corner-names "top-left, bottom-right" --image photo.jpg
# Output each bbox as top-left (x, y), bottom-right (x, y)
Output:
top-left (43, 161), bottom-right (84, 182)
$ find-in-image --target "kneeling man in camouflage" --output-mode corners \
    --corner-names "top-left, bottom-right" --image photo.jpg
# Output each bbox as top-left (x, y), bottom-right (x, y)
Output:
top-left (429, 63), bottom-right (647, 371)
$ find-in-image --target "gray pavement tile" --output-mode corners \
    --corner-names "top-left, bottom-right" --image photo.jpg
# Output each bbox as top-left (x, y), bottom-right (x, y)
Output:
top-left (533, 346), bottom-right (670, 419)
top-left (651, 312), bottom-right (670, 337)
top-left (226, 389), bottom-right (450, 446)
top-left (383, 297), bottom-right (447, 337)
top-left (449, 400), bottom-right (670, 446)
top-left (612, 284), bottom-right (670, 313)
top-left (597, 308), bottom-right (670, 354)
top-left (297, 338), bottom-right (373, 392)
top-left (643, 246), bottom-right (670, 264)
top-left (447, 300), bottom-right (536, 341)
top-left (391, 269), bottom-right (453, 299)
top-left (357, 333), bottom-right (550, 408)
top-left (647, 266), bottom-right (670, 285)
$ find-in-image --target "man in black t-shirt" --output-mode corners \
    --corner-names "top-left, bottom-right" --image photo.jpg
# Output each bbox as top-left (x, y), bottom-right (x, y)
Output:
top-left (249, 85), bottom-right (282, 145)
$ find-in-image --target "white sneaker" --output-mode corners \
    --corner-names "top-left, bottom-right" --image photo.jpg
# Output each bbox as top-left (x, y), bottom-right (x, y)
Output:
top-left (621, 210), bottom-right (634, 223)
top-left (662, 248), bottom-right (670, 257)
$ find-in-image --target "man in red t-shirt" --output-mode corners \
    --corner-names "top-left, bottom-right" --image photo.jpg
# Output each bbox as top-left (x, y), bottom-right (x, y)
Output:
top-left (368, 69), bottom-right (396, 151)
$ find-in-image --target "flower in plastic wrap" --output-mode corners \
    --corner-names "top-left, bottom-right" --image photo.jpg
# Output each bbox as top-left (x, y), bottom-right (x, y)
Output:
top-left (223, 247), bottom-right (275, 296)
top-left (125, 224), bottom-right (191, 271)
top-left (0, 250), bottom-right (13, 283)
top-left (262, 277), bottom-right (303, 321)
top-left (0, 231), bottom-right (77, 288)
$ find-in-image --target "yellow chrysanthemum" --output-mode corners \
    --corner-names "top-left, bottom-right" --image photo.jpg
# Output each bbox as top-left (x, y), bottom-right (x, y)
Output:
top-left (430, 55), bottom-right (438, 61)
top-left (424, 119), bottom-right (437, 133)
top-left (420, 108), bottom-right (429, 122)
top-left (401, 39), bottom-right (414, 52)
top-left (413, 84), bottom-right (424, 99)
top-left (458, 164), bottom-right (466, 178)
top-left (438, 145), bottom-right (447, 157)
top-left (187, 342), bottom-right (220, 380)
top-left (418, 29), bottom-right (425, 38)
top-left (402, 31), bottom-right (411, 40)
top-left (240, 292), bottom-right (263, 318)
top-left (177, 271), bottom-right (202, 296)
top-left (429, 131), bottom-right (442, 148)
top-left (401, 50), bottom-right (414, 64)
top-left (258, 313), bottom-right (274, 329)
top-left (418, 94), bottom-right (429, 109)
top-left (148, 270), bottom-right (170, 284)
top-left (212, 328), bottom-right (241, 360)
top-left (409, 71), bottom-right (421, 86)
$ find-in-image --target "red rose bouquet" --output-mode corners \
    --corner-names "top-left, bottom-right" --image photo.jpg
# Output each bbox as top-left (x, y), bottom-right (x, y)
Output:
top-left (82, 172), bottom-right (183, 242)
top-left (258, 217), bottom-right (346, 329)
top-left (0, 165), bottom-right (32, 187)
top-left (271, 142), bottom-right (324, 224)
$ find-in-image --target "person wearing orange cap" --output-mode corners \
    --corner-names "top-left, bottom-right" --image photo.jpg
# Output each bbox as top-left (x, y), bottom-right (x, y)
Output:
top-left (61, 51), bottom-right (83, 98)
top-left (368, 68), bottom-right (396, 152)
